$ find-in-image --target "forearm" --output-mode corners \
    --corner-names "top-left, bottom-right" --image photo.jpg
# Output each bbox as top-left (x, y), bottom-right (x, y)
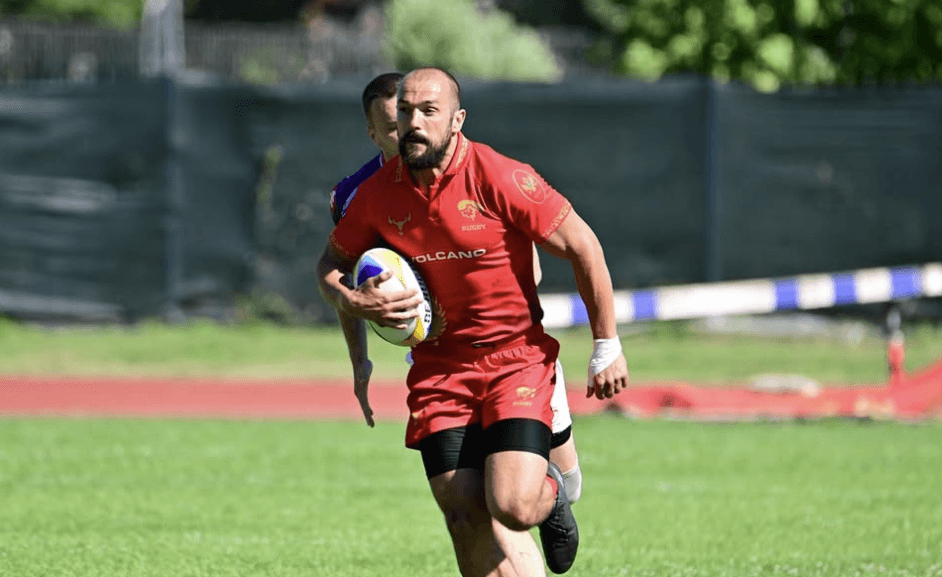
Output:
top-left (317, 246), bottom-right (354, 315)
top-left (337, 310), bottom-right (369, 364)
top-left (539, 211), bottom-right (618, 339)
top-left (570, 241), bottom-right (617, 340)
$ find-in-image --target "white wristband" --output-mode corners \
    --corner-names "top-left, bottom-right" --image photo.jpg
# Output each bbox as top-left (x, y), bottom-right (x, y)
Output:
top-left (588, 337), bottom-right (622, 377)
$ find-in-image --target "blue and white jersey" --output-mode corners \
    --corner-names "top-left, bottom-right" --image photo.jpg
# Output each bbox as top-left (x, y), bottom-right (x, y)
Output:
top-left (329, 153), bottom-right (384, 225)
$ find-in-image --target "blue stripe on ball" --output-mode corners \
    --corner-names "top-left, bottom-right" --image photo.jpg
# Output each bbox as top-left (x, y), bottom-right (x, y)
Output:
top-left (356, 259), bottom-right (385, 287)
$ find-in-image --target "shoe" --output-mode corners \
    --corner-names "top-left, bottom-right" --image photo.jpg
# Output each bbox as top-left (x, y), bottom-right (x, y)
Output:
top-left (539, 462), bottom-right (579, 574)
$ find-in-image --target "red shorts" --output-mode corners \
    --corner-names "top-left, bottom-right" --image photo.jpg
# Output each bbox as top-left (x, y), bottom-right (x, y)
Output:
top-left (404, 327), bottom-right (560, 448)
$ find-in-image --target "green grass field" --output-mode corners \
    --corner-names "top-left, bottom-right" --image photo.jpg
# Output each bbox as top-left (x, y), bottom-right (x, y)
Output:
top-left (1, 317), bottom-right (940, 385)
top-left (1, 417), bottom-right (941, 577)
top-left (2, 316), bottom-right (941, 576)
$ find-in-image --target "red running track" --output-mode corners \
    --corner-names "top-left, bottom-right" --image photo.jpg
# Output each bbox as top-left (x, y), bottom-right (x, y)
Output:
top-left (1, 360), bottom-right (940, 422)
top-left (0, 376), bottom-right (615, 421)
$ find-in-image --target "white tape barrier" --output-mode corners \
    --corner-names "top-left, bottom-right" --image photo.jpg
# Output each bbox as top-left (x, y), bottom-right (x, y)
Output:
top-left (541, 263), bottom-right (942, 329)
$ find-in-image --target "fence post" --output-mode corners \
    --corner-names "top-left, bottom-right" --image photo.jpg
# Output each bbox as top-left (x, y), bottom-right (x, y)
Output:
top-left (139, 0), bottom-right (185, 77)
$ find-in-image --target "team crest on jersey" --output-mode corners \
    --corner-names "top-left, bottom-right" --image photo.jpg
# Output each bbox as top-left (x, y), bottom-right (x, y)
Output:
top-left (457, 199), bottom-right (484, 220)
top-left (512, 169), bottom-right (545, 204)
top-left (388, 213), bottom-right (411, 235)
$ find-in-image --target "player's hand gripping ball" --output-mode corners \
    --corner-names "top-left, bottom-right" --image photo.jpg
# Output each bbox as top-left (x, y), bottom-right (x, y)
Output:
top-left (354, 248), bottom-right (433, 347)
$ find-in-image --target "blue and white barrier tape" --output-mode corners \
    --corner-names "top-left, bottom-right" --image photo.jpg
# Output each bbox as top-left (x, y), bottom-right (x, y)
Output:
top-left (540, 262), bottom-right (942, 329)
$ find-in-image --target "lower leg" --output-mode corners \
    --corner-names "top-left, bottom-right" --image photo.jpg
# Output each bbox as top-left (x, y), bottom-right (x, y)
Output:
top-left (431, 469), bottom-right (546, 577)
top-left (549, 436), bottom-right (582, 504)
top-left (491, 520), bottom-right (547, 577)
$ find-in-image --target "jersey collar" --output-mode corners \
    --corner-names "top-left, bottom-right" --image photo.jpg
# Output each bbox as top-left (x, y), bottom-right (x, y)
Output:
top-left (443, 132), bottom-right (470, 176)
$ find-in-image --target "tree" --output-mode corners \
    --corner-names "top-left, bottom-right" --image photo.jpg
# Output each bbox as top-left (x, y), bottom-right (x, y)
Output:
top-left (582, 0), bottom-right (942, 91)
top-left (384, 0), bottom-right (562, 82)
top-left (814, 0), bottom-right (942, 85)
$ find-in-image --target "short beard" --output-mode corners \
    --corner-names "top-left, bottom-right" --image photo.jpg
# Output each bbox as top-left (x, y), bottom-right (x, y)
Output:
top-left (400, 133), bottom-right (452, 170)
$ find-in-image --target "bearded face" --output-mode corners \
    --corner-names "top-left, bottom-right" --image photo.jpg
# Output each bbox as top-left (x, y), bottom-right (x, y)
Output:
top-left (396, 70), bottom-right (465, 172)
top-left (399, 128), bottom-right (452, 170)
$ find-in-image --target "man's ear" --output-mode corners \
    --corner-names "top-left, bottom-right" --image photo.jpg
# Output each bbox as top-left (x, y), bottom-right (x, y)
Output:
top-left (452, 108), bottom-right (466, 133)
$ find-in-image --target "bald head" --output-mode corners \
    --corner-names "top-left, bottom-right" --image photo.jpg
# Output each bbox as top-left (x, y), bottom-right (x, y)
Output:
top-left (400, 67), bottom-right (461, 114)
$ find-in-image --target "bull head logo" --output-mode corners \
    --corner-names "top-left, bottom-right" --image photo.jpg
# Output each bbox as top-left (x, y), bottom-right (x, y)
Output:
top-left (388, 213), bottom-right (411, 235)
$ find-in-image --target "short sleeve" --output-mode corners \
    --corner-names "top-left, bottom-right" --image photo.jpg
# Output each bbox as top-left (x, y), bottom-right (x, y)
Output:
top-left (328, 184), bottom-right (343, 225)
top-left (329, 184), bottom-right (378, 262)
top-left (484, 162), bottom-right (572, 243)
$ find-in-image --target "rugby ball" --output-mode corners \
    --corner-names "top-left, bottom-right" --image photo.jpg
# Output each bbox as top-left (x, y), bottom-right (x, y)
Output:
top-left (354, 247), bottom-right (433, 347)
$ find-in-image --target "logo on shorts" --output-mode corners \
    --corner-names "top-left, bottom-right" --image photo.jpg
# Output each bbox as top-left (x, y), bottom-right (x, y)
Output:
top-left (514, 386), bottom-right (538, 406)
top-left (388, 213), bottom-right (411, 235)
top-left (512, 169), bottom-right (545, 204)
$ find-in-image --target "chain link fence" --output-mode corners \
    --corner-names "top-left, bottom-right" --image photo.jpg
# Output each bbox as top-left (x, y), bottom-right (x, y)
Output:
top-left (0, 17), bottom-right (600, 85)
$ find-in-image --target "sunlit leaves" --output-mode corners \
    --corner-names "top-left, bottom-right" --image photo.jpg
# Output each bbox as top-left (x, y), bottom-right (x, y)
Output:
top-left (584, 0), bottom-right (942, 90)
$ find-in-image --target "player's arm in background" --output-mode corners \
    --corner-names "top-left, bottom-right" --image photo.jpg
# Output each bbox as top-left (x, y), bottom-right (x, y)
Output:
top-left (538, 208), bottom-right (629, 400)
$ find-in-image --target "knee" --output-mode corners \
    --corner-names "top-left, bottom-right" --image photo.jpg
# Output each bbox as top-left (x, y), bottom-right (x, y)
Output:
top-left (487, 492), bottom-right (541, 531)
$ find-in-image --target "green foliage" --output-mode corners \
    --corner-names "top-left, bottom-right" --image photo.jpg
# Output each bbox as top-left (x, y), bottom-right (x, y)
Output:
top-left (384, 0), bottom-right (563, 82)
top-left (583, 0), bottom-right (942, 90)
top-left (813, 0), bottom-right (942, 84)
top-left (8, 0), bottom-right (144, 29)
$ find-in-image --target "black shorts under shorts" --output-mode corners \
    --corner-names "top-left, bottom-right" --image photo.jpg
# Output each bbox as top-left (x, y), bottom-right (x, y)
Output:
top-left (418, 418), bottom-right (564, 479)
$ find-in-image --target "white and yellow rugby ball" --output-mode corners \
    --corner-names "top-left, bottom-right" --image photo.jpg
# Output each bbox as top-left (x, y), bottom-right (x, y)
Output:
top-left (354, 247), bottom-right (433, 347)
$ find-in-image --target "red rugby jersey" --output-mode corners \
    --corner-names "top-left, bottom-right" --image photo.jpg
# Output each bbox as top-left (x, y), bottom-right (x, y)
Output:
top-left (330, 133), bottom-right (572, 351)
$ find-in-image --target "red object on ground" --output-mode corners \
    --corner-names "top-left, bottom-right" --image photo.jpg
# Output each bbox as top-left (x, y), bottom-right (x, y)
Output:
top-left (887, 337), bottom-right (906, 389)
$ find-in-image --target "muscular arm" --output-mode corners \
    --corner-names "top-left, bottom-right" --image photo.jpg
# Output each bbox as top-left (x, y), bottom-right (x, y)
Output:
top-left (538, 210), bottom-right (616, 340)
top-left (538, 208), bottom-right (628, 399)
